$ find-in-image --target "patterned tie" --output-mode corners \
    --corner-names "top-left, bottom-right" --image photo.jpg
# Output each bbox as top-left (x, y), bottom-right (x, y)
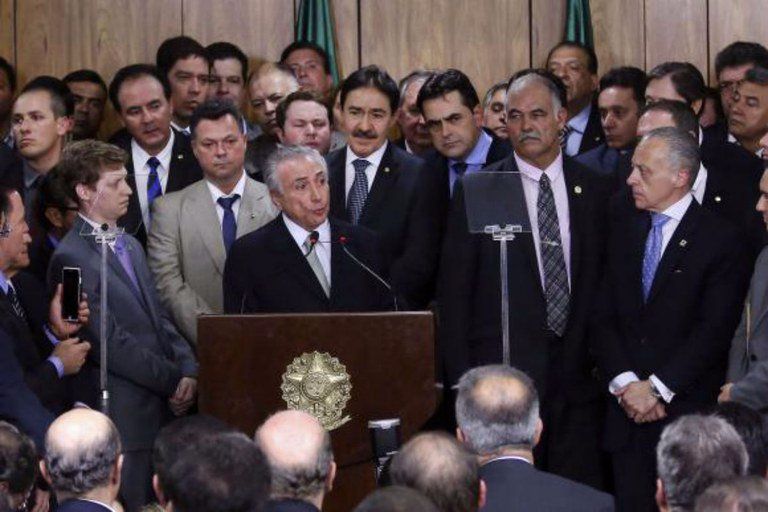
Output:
top-left (113, 235), bottom-right (141, 294)
top-left (217, 194), bottom-right (240, 254)
top-left (559, 124), bottom-right (572, 153)
top-left (6, 284), bottom-right (27, 324)
top-left (146, 157), bottom-right (163, 210)
top-left (347, 159), bottom-right (370, 224)
top-left (452, 161), bottom-right (468, 195)
top-left (537, 173), bottom-right (570, 336)
top-left (304, 235), bottom-right (330, 297)
top-left (642, 213), bottom-right (671, 301)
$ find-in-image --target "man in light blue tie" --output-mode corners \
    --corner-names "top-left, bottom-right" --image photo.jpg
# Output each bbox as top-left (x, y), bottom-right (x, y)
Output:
top-left (592, 126), bottom-right (751, 511)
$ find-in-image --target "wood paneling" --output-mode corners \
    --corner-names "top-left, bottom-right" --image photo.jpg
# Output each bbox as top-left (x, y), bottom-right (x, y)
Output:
top-left (531, 0), bottom-right (566, 68)
top-left (331, 0), bottom-right (358, 80)
top-left (708, 0), bottom-right (768, 83)
top-left (645, 0), bottom-right (707, 80)
top-left (360, 0), bottom-right (529, 101)
top-left (591, 0), bottom-right (644, 73)
top-left (183, 0), bottom-right (294, 64)
top-left (0, 0), bottom-right (13, 64)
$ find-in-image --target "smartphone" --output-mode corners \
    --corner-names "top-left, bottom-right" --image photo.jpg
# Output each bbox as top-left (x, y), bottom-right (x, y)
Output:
top-left (61, 267), bottom-right (82, 322)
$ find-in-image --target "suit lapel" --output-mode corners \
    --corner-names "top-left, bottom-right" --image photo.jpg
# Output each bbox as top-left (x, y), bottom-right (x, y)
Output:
top-left (562, 160), bottom-right (584, 286)
top-left (359, 143), bottom-right (399, 225)
top-left (236, 178), bottom-right (274, 237)
top-left (166, 131), bottom-right (190, 192)
top-left (271, 217), bottom-right (330, 303)
top-left (186, 182), bottom-right (227, 275)
top-left (328, 150), bottom-right (347, 221)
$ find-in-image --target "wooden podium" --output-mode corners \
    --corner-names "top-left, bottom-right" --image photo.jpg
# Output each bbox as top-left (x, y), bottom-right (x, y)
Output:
top-left (197, 312), bottom-right (437, 511)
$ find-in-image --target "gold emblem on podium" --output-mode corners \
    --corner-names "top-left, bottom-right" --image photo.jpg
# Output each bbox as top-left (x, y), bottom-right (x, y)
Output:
top-left (281, 351), bottom-right (352, 430)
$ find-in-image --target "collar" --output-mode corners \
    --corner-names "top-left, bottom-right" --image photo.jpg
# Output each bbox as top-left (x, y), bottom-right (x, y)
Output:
top-left (22, 159), bottom-right (41, 188)
top-left (131, 130), bottom-right (175, 169)
top-left (69, 498), bottom-right (117, 512)
top-left (282, 213), bottom-right (331, 247)
top-left (77, 213), bottom-right (118, 236)
top-left (170, 121), bottom-right (190, 136)
top-left (206, 171), bottom-right (247, 202)
top-left (346, 140), bottom-right (388, 169)
top-left (658, 193), bottom-right (693, 222)
top-left (482, 455), bottom-right (533, 466)
top-left (691, 163), bottom-right (708, 193)
top-left (567, 103), bottom-right (592, 134)
top-left (2, 131), bottom-right (13, 148)
top-left (449, 130), bottom-right (492, 167)
top-left (514, 150), bottom-right (565, 183)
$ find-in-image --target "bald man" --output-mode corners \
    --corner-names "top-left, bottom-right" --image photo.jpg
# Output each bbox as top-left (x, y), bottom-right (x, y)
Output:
top-left (41, 409), bottom-right (123, 512)
top-left (254, 410), bottom-right (336, 512)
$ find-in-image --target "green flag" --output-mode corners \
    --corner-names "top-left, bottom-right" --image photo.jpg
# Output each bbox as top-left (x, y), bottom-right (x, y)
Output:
top-left (295, 0), bottom-right (339, 84)
top-left (565, 0), bottom-right (594, 48)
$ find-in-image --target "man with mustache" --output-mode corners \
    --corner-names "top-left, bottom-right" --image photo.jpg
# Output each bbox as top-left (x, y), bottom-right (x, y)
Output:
top-left (107, 64), bottom-right (203, 247)
top-left (439, 69), bottom-right (611, 490)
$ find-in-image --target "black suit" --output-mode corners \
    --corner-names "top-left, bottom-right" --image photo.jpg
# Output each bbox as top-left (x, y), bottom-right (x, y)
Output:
top-left (592, 198), bottom-right (751, 511)
top-left (265, 499), bottom-right (320, 512)
top-left (480, 458), bottom-right (614, 512)
top-left (327, 143), bottom-right (428, 308)
top-left (575, 100), bottom-right (605, 155)
top-left (224, 215), bottom-right (394, 314)
top-left (111, 130), bottom-right (203, 247)
top-left (55, 499), bottom-right (114, 512)
top-left (439, 154), bottom-right (611, 488)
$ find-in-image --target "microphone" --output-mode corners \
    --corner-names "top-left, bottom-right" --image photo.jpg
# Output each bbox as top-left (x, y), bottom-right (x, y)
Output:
top-left (338, 235), bottom-right (399, 311)
top-left (305, 230), bottom-right (320, 257)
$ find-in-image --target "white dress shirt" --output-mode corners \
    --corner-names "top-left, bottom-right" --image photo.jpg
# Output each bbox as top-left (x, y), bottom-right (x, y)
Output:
top-left (515, 151), bottom-right (572, 289)
top-left (283, 214), bottom-right (332, 287)
top-left (565, 103), bottom-right (591, 157)
top-left (608, 193), bottom-right (694, 403)
top-left (206, 172), bottom-right (247, 225)
top-left (344, 142), bottom-right (388, 200)
top-left (131, 131), bottom-right (175, 229)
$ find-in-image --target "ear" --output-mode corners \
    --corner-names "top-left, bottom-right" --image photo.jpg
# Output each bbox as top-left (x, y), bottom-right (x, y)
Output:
top-left (270, 190), bottom-right (283, 211)
top-left (153, 473), bottom-right (166, 506)
top-left (44, 207), bottom-right (65, 229)
top-left (591, 74), bottom-right (599, 92)
top-left (56, 115), bottom-right (73, 136)
top-left (655, 478), bottom-right (668, 512)
top-left (456, 427), bottom-right (466, 444)
top-left (326, 461), bottom-right (337, 492)
top-left (533, 418), bottom-right (543, 448)
top-left (691, 98), bottom-right (704, 117)
top-left (556, 106), bottom-right (568, 132)
top-left (472, 104), bottom-right (484, 128)
top-left (478, 479), bottom-right (487, 509)
top-left (75, 183), bottom-right (91, 205)
top-left (676, 168), bottom-right (692, 189)
top-left (113, 454), bottom-right (124, 487)
top-left (275, 127), bottom-right (285, 144)
top-left (39, 460), bottom-right (52, 486)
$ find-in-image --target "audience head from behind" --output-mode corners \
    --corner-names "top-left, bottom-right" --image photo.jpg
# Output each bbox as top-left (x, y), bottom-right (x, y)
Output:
top-left (0, 57), bottom-right (15, 131)
top-left (248, 63), bottom-right (300, 137)
top-left (0, 421), bottom-right (38, 511)
top-left (390, 432), bottom-right (485, 512)
top-left (56, 139), bottom-right (129, 227)
top-left (656, 414), bottom-right (748, 512)
top-left (455, 365), bottom-right (542, 461)
top-left (40, 409), bottom-right (122, 507)
top-left (275, 90), bottom-right (332, 155)
top-left (109, 64), bottom-right (173, 155)
top-left (156, 35), bottom-right (211, 130)
top-left (417, 69), bottom-right (484, 163)
top-left (645, 62), bottom-right (706, 116)
top-left (206, 41), bottom-right (248, 109)
top-left (162, 432), bottom-right (270, 512)
top-left (712, 402), bottom-right (768, 478)
top-left (353, 486), bottom-right (440, 512)
top-left (396, 69), bottom-right (435, 155)
top-left (482, 82), bottom-right (508, 140)
top-left (63, 69), bottom-right (107, 140)
top-left (339, 65), bottom-right (399, 158)
top-left (36, 166), bottom-right (82, 243)
top-left (254, 410), bottom-right (335, 511)
top-left (694, 476), bottom-right (768, 512)
top-left (151, 414), bottom-right (231, 507)
top-left (598, 66), bottom-right (648, 150)
top-left (504, 69), bottom-right (568, 170)
top-left (546, 41), bottom-right (599, 118)
top-left (715, 41), bottom-right (768, 119)
top-left (12, 75), bottom-right (74, 173)
top-left (637, 99), bottom-right (699, 140)
top-left (265, 144), bottom-right (329, 233)
top-left (280, 41), bottom-right (334, 99)
top-left (729, 66), bottom-right (768, 155)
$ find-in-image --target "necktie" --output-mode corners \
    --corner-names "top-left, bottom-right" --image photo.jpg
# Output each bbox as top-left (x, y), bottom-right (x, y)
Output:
top-left (537, 173), bottom-right (570, 336)
top-left (642, 213), bottom-right (671, 301)
top-left (347, 159), bottom-right (370, 224)
top-left (304, 235), bottom-right (330, 297)
top-left (452, 161), bottom-right (468, 194)
top-left (146, 157), bottom-right (163, 209)
top-left (6, 284), bottom-right (27, 324)
top-left (114, 235), bottom-right (141, 294)
top-left (217, 194), bottom-right (241, 254)
top-left (559, 124), bottom-right (572, 153)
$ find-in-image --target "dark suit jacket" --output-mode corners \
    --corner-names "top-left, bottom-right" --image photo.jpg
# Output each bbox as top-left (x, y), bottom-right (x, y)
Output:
top-left (224, 215), bottom-right (394, 313)
top-left (48, 216), bottom-right (198, 451)
top-left (111, 130), bottom-right (203, 247)
top-left (574, 142), bottom-right (622, 177)
top-left (438, 154), bottom-right (611, 399)
top-left (592, 198), bottom-right (751, 451)
top-left (0, 143), bottom-right (18, 183)
top-left (55, 499), bottom-right (113, 512)
top-left (576, 100), bottom-right (605, 155)
top-left (0, 325), bottom-right (54, 451)
top-left (327, 143), bottom-right (428, 308)
top-left (265, 499), bottom-right (320, 512)
top-left (480, 458), bottom-right (614, 512)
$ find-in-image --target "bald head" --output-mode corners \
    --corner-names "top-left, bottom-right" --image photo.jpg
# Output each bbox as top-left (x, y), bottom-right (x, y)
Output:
top-left (255, 410), bottom-right (334, 501)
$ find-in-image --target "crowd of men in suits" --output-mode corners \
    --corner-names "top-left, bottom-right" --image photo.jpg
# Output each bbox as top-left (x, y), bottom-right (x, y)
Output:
top-left (1, 33), bottom-right (768, 512)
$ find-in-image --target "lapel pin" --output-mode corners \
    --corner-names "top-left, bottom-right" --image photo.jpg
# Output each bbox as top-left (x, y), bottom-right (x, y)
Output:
top-left (679, 239), bottom-right (687, 247)
top-left (574, 186), bottom-right (582, 195)
top-left (384, 166), bottom-right (391, 174)
top-left (715, 196), bottom-right (721, 202)
top-left (177, 154), bottom-right (183, 160)
top-left (250, 213), bottom-right (256, 219)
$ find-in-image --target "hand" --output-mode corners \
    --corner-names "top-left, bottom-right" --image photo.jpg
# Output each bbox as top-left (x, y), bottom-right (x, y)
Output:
top-left (28, 487), bottom-right (50, 512)
top-left (169, 377), bottom-right (197, 416)
top-left (635, 402), bottom-right (667, 423)
top-left (49, 283), bottom-right (90, 339)
top-left (718, 383), bottom-right (733, 403)
top-left (52, 338), bottom-right (91, 376)
top-left (618, 380), bottom-right (658, 419)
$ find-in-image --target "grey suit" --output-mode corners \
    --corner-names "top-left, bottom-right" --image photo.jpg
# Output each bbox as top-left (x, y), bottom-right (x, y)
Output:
top-left (147, 176), bottom-right (277, 344)
top-left (728, 246), bottom-right (768, 410)
top-left (48, 215), bottom-right (198, 511)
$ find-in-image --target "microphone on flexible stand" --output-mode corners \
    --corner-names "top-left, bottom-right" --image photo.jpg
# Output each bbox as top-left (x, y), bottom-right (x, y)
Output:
top-left (337, 235), bottom-right (399, 311)
top-left (305, 230), bottom-right (320, 256)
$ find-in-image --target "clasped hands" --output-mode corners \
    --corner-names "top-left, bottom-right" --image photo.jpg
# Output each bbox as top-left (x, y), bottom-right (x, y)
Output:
top-left (169, 377), bottom-right (197, 416)
top-left (616, 380), bottom-right (667, 424)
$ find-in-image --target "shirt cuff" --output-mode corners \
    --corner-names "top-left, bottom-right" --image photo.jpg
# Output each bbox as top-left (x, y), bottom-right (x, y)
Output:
top-left (44, 324), bottom-right (61, 345)
top-left (47, 356), bottom-right (64, 378)
top-left (649, 374), bottom-right (675, 403)
top-left (609, 371), bottom-right (640, 395)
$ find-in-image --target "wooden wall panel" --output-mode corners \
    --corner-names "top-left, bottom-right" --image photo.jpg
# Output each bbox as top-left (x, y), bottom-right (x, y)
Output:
top-left (0, 0), bottom-right (13, 64)
top-left (531, 0), bottom-right (566, 68)
top-left (591, 0), bottom-right (644, 73)
top-left (331, 0), bottom-right (358, 80)
top-left (708, 0), bottom-right (768, 83)
top-left (360, 0), bottom-right (529, 101)
top-left (645, 0), bottom-right (707, 80)
top-left (182, 0), bottom-right (294, 64)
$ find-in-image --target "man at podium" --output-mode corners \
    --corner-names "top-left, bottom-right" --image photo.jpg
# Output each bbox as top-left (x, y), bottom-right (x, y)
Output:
top-left (223, 144), bottom-right (394, 313)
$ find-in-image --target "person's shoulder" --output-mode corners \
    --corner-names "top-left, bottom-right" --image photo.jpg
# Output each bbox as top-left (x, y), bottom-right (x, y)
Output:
top-left (525, 467), bottom-right (614, 508)
top-left (232, 216), bottom-right (282, 251)
top-left (388, 142), bottom-right (424, 168)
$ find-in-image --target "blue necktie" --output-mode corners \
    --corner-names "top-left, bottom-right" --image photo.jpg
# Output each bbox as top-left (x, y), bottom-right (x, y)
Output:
top-left (146, 157), bottom-right (162, 210)
top-left (217, 194), bottom-right (240, 254)
top-left (642, 213), bottom-right (671, 301)
top-left (347, 159), bottom-right (370, 224)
